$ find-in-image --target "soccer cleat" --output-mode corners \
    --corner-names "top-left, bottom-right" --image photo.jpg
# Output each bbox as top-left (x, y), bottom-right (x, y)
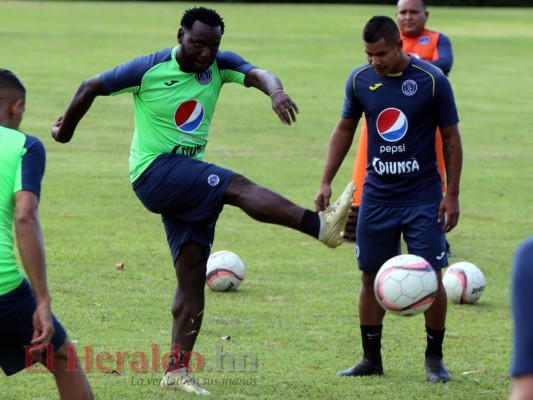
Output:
top-left (425, 356), bottom-right (450, 383)
top-left (160, 367), bottom-right (210, 395)
top-left (336, 358), bottom-right (384, 377)
top-left (319, 181), bottom-right (356, 248)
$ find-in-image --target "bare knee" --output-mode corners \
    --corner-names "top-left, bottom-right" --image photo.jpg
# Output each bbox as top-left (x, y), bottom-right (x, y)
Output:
top-left (223, 174), bottom-right (250, 204)
top-left (47, 341), bottom-right (75, 371)
top-left (361, 271), bottom-right (377, 290)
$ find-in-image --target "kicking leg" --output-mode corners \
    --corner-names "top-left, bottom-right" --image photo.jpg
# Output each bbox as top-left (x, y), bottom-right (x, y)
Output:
top-left (223, 174), bottom-right (305, 228)
top-left (223, 174), bottom-right (355, 248)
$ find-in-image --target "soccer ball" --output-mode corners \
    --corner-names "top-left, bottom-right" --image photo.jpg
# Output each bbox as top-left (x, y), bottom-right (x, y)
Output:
top-left (443, 262), bottom-right (486, 304)
top-left (206, 250), bottom-right (245, 292)
top-left (374, 254), bottom-right (438, 317)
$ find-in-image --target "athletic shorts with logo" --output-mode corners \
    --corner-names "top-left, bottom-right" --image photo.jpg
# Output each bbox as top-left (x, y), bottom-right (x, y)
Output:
top-left (356, 201), bottom-right (447, 272)
top-left (133, 153), bottom-right (235, 262)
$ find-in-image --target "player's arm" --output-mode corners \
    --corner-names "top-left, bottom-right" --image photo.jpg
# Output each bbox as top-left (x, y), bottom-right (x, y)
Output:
top-left (433, 34), bottom-right (453, 75)
top-left (52, 75), bottom-right (109, 143)
top-left (244, 68), bottom-right (299, 125)
top-left (438, 124), bottom-right (462, 232)
top-left (315, 117), bottom-right (358, 211)
top-left (14, 190), bottom-right (54, 347)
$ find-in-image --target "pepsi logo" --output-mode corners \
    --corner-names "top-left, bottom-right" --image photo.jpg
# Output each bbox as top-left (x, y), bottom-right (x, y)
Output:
top-left (376, 108), bottom-right (408, 142)
top-left (174, 100), bottom-right (204, 133)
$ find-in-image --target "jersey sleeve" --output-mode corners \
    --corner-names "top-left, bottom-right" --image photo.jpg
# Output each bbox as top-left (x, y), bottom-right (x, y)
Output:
top-left (216, 51), bottom-right (256, 85)
top-left (15, 135), bottom-right (46, 198)
top-left (341, 69), bottom-right (364, 120)
top-left (434, 73), bottom-right (459, 128)
top-left (100, 48), bottom-right (173, 95)
top-left (433, 33), bottom-right (453, 75)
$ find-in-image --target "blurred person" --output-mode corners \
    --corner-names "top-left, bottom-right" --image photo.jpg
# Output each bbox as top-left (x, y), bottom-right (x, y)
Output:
top-left (0, 69), bottom-right (94, 399)
top-left (510, 236), bottom-right (533, 400)
top-left (345, 0), bottom-right (455, 258)
top-left (51, 7), bottom-right (354, 396)
top-left (315, 16), bottom-right (462, 382)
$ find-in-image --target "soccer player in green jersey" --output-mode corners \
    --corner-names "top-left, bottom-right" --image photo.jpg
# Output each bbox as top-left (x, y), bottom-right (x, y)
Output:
top-left (0, 69), bottom-right (94, 399)
top-left (52, 7), bottom-right (354, 395)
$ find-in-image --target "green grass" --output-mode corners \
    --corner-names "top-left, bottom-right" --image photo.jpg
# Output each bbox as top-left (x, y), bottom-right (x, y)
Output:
top-left (2, 2), bottom-right (533, 399)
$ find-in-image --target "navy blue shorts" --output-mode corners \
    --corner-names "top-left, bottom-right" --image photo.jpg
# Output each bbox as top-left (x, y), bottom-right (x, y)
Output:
top-left (0, 280), bottom-right (67, 376)
top-left (356, 201), bottom-right (447, 272)
top-left (133, 154), bottom-right (235, 262)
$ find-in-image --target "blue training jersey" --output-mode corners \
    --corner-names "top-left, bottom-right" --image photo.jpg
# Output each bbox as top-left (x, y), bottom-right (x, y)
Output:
top-left (342, 56), bottom-right (459, 206)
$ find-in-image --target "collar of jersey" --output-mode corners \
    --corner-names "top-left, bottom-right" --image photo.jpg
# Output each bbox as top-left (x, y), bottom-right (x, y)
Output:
top-left (386, 71), bottom-right (403, 77)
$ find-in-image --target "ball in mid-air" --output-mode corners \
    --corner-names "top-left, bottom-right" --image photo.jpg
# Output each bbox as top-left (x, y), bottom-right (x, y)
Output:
top-left (374, 254), bottom-right (438, 317)
top-left (206, 250), bottom-right (245, 292)
top-left (443, 261), bottom-right (486, 304)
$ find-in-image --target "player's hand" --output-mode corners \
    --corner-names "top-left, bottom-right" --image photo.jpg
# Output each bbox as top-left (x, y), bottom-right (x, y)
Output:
top-left (271, 91), bottom-right (299, 125)
top-left (31, 301), bottom-right (55, 349)
top-left (439, 194), bottom-right (460, 233)
top-left (51, 116), bottom-right (64, 142)
top-left (51, 115), bottom-right (74, 143)
top-left (314, 183), bottom-right (332, 212)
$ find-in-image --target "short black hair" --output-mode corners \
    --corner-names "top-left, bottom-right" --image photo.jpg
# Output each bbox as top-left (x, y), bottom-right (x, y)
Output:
top-left (180, 7), bottom-right (225, 35)
top-left (363, 16), bottom-right (400, 46)
top-left (0, 69), bottom-right (25, 100)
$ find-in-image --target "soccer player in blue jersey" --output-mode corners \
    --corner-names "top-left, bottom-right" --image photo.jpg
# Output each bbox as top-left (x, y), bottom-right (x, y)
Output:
top-left (315, 16), bottom-right (463, 383)
top-left (510, 236), bottom-right (533, 400)
top-left (346, 0), bottom-right (456, 260)
top-left (51, 7), bottom-right (354, 395)
top-left (0, 69), bottom-right (94, 399)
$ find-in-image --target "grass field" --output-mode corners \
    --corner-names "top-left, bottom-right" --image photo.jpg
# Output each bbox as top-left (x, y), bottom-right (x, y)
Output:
top-left (2, 2), bottom-right (533, 399)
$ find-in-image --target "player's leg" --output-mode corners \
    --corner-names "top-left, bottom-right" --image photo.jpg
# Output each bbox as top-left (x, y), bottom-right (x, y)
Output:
top-left (159, 217), bottom-right (211, 395)
top-left (336, 270), bottom-right (386, 377)
top-left (0, 280), bottom-right (93, 398)
top-left (337, 203), bottom-right (401, 377)
top-left (170, 241), bottom-right (207, 369)
top-left (49, 340), bottom-right (94, 400)
top-left (133, 153), bottom-right (354, 249)
top-left (422, 269), bottom-right (449, 383)
top-left (223, 173), bottom-right (304, 227)
top-left (404, 202), bottom-right (450, 383)
top-left (160, 243), bottom-right (211, 395)
top-left (223, 173), bottom-right (354, 248)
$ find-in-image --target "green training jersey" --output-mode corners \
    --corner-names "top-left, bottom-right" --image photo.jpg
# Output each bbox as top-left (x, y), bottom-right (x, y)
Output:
top-left (100, 46), bottom-right (255, 183)
top-left (0, 127), bottom-right (45, 296)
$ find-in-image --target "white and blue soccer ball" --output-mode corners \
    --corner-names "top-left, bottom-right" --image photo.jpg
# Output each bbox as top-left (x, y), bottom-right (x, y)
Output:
top-left (206, 250), bottom-right (245, 292)
top-left (443, 261), bottom-right (486, 304)
top-left (374, 254), bottom-right (438, 317)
